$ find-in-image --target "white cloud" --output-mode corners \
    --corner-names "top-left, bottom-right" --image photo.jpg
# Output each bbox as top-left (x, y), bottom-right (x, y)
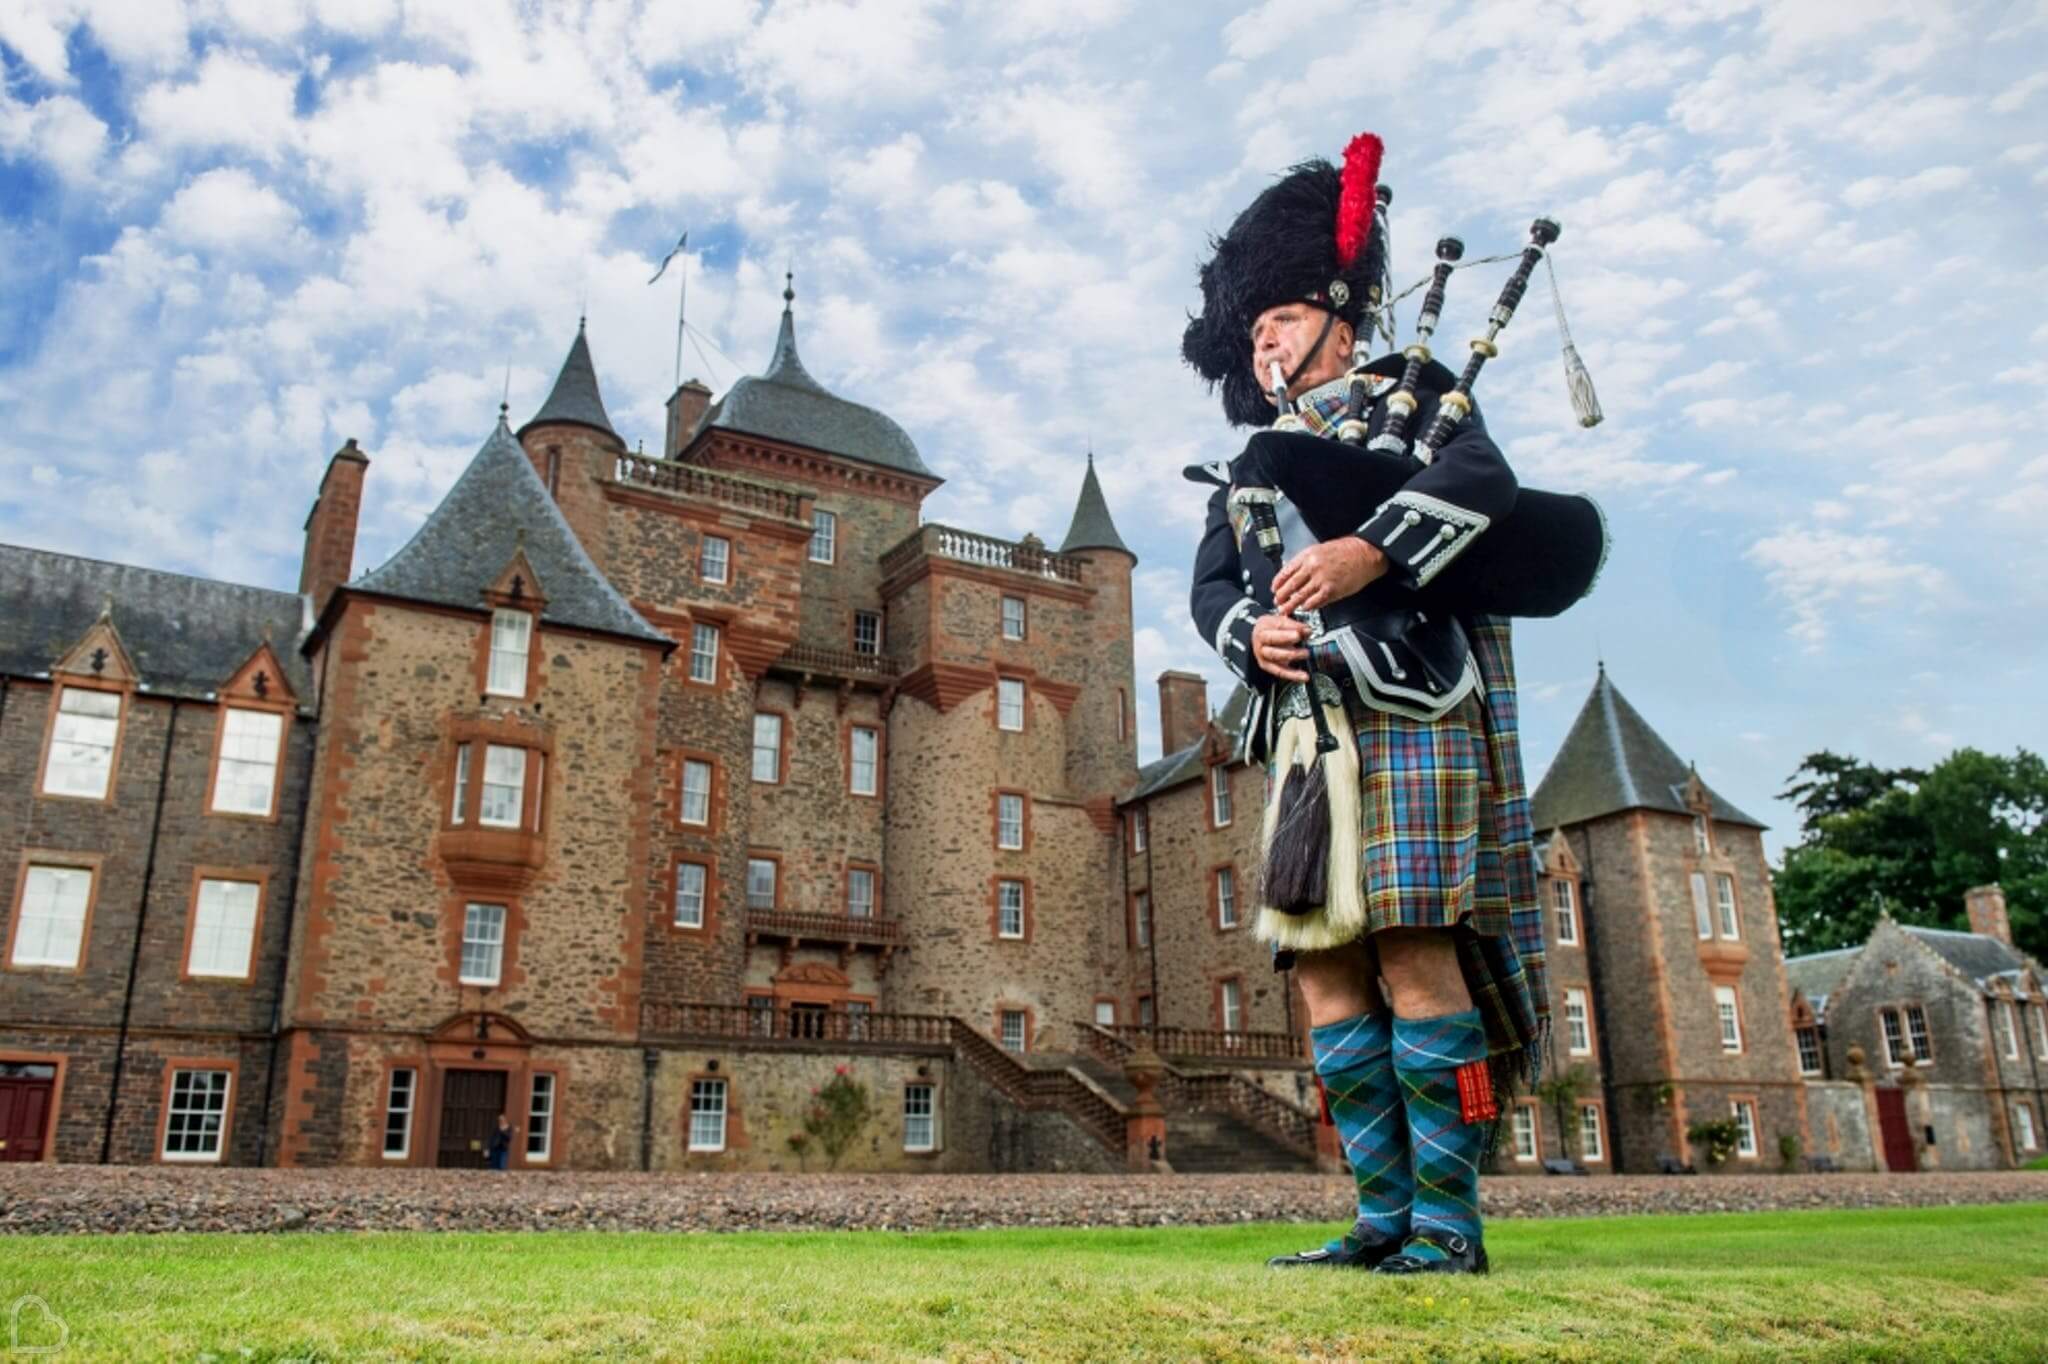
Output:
top-left (135, 48), bottom-right (300, 159)
top-left (1840, 165), bottom-right (1969, 209)
top-left (1746, 527), bottom-right (1941, 647)
top-left (0, 91), bottom-right (107, 183)
top-left (158, 167), bottom-right (303, 252)
top-left (1991, 70), bottom-right (2048, 114)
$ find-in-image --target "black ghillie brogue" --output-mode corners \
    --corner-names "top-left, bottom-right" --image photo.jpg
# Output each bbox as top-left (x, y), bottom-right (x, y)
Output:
top-left (1372, 1232), bottom-right (1489, 1276)
top-left (1266, 1221), bottom-right (1403, 1270)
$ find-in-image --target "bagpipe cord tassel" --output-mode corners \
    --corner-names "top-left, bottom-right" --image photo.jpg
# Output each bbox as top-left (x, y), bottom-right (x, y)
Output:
top-left (1254, 701), bottom-right (1366, 953)
top-left (1545, 252), bottom-right (1603, 430)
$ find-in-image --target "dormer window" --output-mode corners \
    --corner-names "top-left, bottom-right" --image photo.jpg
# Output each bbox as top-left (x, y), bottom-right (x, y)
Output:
top-left (211, 708), bottom-right (284, 817)
top-left (488, 609), bottom-right (532, 697)
top-left (43, 687), bottom-right (121, 799)
top-left (1692, 814), bottom-right (1711, 856)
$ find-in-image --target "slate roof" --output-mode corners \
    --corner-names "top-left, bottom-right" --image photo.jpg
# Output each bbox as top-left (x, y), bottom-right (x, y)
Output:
top-left (350, 418), bottom-right (668, 647)
top-left (0, 544), bottom-right (312, 705)
top-left (1903, 925), bottom-right (2038, 989)
top-left (1123, 684), bottom-right (1253, 804)
top-left (1783, 947), bottom-right (1860, 1018)
top-left (1058, 454), bottom-right (1132, 557)
top-left (694, 292), bottom-right (936, 481)
top-left (517, 322), bottom-right (618, 441)
top-left (1530, 666), bottom-right (1765, 831)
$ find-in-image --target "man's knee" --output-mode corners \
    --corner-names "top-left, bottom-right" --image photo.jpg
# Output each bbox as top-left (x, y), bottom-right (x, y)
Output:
top-left (1375, 928), bottom-right (1472, 1016)
top-left (1294, 941), bottom-right (1383, 1026)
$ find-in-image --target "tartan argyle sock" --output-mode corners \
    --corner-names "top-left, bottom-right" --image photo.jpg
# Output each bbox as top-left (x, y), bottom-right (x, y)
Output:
top-left (1392, 1008), bottom-right (1489, 1260)
top-left (1310, 1011), bottom-right (1410, 1245)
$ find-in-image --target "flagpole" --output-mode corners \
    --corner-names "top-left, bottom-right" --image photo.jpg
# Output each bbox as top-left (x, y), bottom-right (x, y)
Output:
top-left (673, 251), bottom-right (687, 390)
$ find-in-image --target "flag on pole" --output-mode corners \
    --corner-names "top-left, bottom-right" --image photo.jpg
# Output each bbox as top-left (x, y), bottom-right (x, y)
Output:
top-left (648, 230), bottom-right (689, 284)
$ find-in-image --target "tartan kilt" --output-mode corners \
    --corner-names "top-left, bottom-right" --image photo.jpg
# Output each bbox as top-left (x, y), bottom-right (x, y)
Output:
top-left (1273, 616), bottom-right (1548, 1079)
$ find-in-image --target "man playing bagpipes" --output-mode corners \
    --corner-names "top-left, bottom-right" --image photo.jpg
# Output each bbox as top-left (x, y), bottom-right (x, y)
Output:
top-left (1181, 133), bottom-right (1607, 1275)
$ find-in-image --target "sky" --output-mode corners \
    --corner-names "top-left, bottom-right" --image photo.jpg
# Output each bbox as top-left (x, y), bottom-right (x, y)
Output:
top-left (2, 0), bottom-right (2045, 859)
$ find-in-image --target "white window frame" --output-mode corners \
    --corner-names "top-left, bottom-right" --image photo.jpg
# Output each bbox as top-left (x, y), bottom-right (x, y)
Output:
top-left (689, 1078), bottom-right (728, 1151)
top-left (162, 1067), bottom-right (232, 1163)
top-left (745, 858), bottom-right (777, 911)
top-left (674, 861), bottom-right (707, 929)
top-left (1880, 1008), bottom-right (1907, 1067)
top-left (847, 867), bottom-right (875, 919)
top-left (382, 1067), bottom-right (416, 1160)
top-left (1905, 1003), bottom-right (1932, 1063)
top-left (1094, 1000), bottom-right (1116, 1027)
top-left (1715, 985), bottom-right (1743, 1054)
top-left (1210, 764), bottom-right (1233, 827)
top-left (1715, 872), bottom-right (1739, 939)
top-left (2014, 1101), bottom-right (2040, 1152)
top-left (997, 879), bottom-right (1025, 939)
top-left (996, 678), bottom-right (1025, 732)
top-left (1137, 995), bottom-right (1155, 1027)
top-left (1693, 814), bottom-right (1710, 855)
top-left (460, 902), bottom-right (507, 986)
top-left (700, 535), bottom-right (730, 584)
top-left (1732, 1099), bottom-right (1758, 1158)
top-left (850, 726), bottom-right (879, 796)
top-left (2001, 1000), bottom-right (2021, 1060)
top-left (1216, 866), bottom-right (1237, 929)
top-left (451, 743), bottom-right (470, 825)
top-left (1220, 978), bottom-right (1243, 1034)
top-left (689, 623), bottom-right (720, 685)
top-left (809, 509), bottom-right (837, 564)
top-left (211, 707), bottom-right (284, 816)
top-left (2034, 1001), bottom-right (2048, 1059)
top-left (479, 745), bottom-right (526, 829)
top-left (751, 713), bottom-right (782, 784)
top-left (853, 610), bottom-right (883, 656)
top-left (1796, 1026), bottom-right (1823, 1075)
top-left (487, 608), bottom-right (532, 697)
top-left (9, 863), bottom-right (93, 969)
top-left (43, 685), bottom-right (122, 799)
top-left (999, 1010), bottom-right (1027, 1053)
top-left (526, 1072), bottom-right (555, 1163)
top-left (680, 759), bottom-right (713, 826)
top-left (1131, 807), bottom-right (1147, 852)
top-left (1511, 1104), bottom-right (1539, 1163)
top-left (903, 1082), bottom-right (936, 1153)
top-left (1690, 871), bottom-right (1713, 940)
top-left (1564, 988), bottom-right (1592, 1056)
top-left (1000, 595), bottom-right (1026, 641)
top-left (186, 878), bottom-right (261, 979)
top-left (996, 793), bottom-right (1025, 850)
top-left (1552, 878), bottom-right (1578, 945)
top-left (1578, 1104), bottom-right (1604, 1162)
top-left (1133, 891), bottom-right (1151, 949)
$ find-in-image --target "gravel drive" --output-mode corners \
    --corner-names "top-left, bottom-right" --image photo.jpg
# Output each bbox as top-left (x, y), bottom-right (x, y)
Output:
top-left (3, 1166), bottom-right (2045, 1236)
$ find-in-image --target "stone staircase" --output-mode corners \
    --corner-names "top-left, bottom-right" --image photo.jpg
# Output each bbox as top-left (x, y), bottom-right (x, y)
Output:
top-left (1167, 1110), bottom-right (1320, 1173)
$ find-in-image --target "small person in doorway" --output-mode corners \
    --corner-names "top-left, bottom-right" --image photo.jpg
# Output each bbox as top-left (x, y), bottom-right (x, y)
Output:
top-left (487, 1113), bottom-right (514, 1171)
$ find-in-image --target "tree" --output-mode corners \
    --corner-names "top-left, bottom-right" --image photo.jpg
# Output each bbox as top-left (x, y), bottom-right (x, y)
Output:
top-left (802, 1068), bottom-right (876, 1171)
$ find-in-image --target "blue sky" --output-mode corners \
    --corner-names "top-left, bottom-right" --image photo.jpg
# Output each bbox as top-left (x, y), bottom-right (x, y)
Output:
top-left (3, 0), bottom-right (2045, 857)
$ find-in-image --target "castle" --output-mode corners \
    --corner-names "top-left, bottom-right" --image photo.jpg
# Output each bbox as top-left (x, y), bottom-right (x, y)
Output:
top-left (10, 289), bottom-right (2024, 1176)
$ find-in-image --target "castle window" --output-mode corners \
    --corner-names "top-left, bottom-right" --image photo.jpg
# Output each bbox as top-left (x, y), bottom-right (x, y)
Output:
top-left (1578, 1104), bottom-right (1604, 1162)
top-left (853, 611), bottom-right (882, 656)
top-left (674, 861), bottom-right (707, 929)
top-left (997, 678), bottom-right (1025, 731)
top-left (1116, 687), bottom-right (1127, 741)
top-left (162, 1068), bottom-right (232, 1162)
top-left (1095, 1000), bottom-right (1116, 1027)
top-left (999, 1010), bottom-right (1028, 1053)
top-left (1216, 867), bottom-right (1238, 929)
top-left (809, 509), bottom-right (837, 564)
top-left (2000, 1000), bottom-right (2021, 1060)
top-left (700, 535), bottom-right (730, 584)
top-left (847, 867), bottom-right (875, 919)
top-left (997, 880), bottom-right (1025, 939)
top-left (1511, 1104), bottom-right (1538, 1162)
top-left (1552, 878), bottom-right (1578, 945)
top-left (2034, 1003), bottom-right (2048, 1058)
top-left (186, 878), bottom-right (261, 979)
top-left (1880, 1008), bottom-right (1907, 1067)
top-left (1000, 595), bottom-right (1026, 641)
top-left (526, 1072), bottom-right (555, 1164)
top-left (850, 727), bottom-right (879, 796)
top-left (1210, 765), bottom-right (1233, 827)
top-left (847, 1000), bottom-right (871, 1040)
top-left (1796, 1026), bottom-right (1822, 1075)
top-left (689, 1078), bottom-right (728, 1151)
top-left (1906, 1004), bottom-right (1932, 1063)
top-left (997, 793), bottom-right (1025, 850)
top-left (9, 863), bottom-right (93, 969)
top-left (479, 746), bottom-right (527, 828)
top-left (689, 623), bottom-right (720, 684)
top-left (382, 1068), bottom-right (416, 1159)
top-left (43, 686), bottom-right (121, 799)
top-left (904, 1083), bottom-right (936, 1152)
top-left (2014, 1101), bottom-right (2039, 1152)
top-left (451, 743), bottom-right (470, 824)
top-left (487, 609), bottom-right (531, 698)
top-left (460, 902), bottom-right (506, 986)
top-left (1689, 872), bottom-right (1712, 940)
top-left (1693, 814), bottom-right (1710, 855)
top-left (211, 708), bottom-right (284, 817)
top-left (745, 858), bottom-right (777, 911)
top-left (751, 714), bottom-right (783, 783)
top-left (1133, 891), bottom-right (1151, 949)
top-left (1137, 995), bottom-right (1155, 1026)
top-left (681, 759), bottom-right (713, 826)
top-left (1715, 985), bottom-right (1742, 1053)
top-left (1131, 806), bottom-right (1147, 852)
top-left (1715, 873), bottom-right (1739, 939)
top-left (1731, 1099), bottom-right (1758, 1158)
top-left (1564, 988), bottom-right (1592, 1056)
top-left (1220, 978), bottom-right (1243, 1034)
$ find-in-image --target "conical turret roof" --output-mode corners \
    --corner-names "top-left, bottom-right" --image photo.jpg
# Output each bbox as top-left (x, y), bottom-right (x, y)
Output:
top-left (518, 321), bottom-right (618, 441)
top-left (1530, 666), bottom-right (1764, 830)
top-left (1058, 453), bottom-right (1132, 557)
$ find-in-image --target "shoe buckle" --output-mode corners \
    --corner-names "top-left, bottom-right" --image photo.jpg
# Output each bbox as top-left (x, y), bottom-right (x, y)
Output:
top-left (1445, 1235), bottom-right (1467, 1254)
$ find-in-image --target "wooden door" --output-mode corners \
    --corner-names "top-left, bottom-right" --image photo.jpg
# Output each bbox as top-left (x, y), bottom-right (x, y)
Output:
top-left (1875, 1086), bottom-right (1916, 1172)
top-left (436, 1069), bottom-right (508, 1169)
top-left (0, 1066), bottom-right (56, 1162)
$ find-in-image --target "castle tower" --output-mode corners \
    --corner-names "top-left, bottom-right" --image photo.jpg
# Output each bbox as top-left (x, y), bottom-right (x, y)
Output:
top-left (1056, 453), bottom-right (1138, 805)
top-left (517, 321), bottom-right (625, 570)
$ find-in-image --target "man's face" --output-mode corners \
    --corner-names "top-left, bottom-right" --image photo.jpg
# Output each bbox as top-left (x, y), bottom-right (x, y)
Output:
top-left (1251, 303), bottom-right (1352, 403)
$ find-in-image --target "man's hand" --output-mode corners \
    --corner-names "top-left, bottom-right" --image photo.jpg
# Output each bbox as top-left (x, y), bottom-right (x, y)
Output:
top-left (1272, 537), bottom-right (1387, 616)
top-left (1252, 614), bottom-right (1311, 682)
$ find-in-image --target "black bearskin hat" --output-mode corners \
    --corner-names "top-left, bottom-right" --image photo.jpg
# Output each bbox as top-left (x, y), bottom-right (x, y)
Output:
top-left (1182, 133), bottom-right (1387, 428)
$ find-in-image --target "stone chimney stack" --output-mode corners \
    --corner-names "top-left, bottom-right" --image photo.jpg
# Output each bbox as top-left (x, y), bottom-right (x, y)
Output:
top-left (665, 379), bottom-right (712, 459)
top-left (299, 439), bottom-right (369, 615)
top-left (1157, 670), bottom-right (1210, 756)
top-left (1965, 884), bottom-right (2012, 945)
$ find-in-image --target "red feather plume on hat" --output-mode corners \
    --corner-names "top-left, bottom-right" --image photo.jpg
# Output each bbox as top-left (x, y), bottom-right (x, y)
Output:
top-left (1334, 132), bottom-right (1382, 269)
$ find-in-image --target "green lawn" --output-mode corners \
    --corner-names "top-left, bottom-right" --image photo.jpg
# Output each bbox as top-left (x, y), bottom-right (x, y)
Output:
top-left (3, 1204), bottom-right (2045, 1362)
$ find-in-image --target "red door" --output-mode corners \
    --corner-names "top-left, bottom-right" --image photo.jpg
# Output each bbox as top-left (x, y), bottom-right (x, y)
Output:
top-left (1875, 1087), bottom-right (1916, 1172)
top-left (0, 1064), bottom-right (57, 1162)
